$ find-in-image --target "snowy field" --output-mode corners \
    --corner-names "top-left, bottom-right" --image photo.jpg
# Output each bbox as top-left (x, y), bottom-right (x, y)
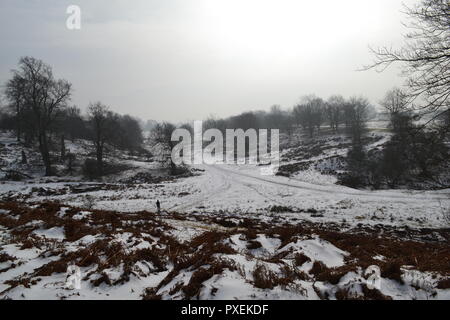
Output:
top-left (0, 131), bottom-right (449, 300)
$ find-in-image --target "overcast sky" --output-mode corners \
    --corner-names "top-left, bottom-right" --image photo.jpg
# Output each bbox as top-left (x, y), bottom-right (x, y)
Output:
top-left (0, 0), bottom-right (417, 122)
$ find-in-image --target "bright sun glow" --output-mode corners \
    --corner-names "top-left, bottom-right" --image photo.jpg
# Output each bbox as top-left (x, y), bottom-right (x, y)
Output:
top-left (198, 0), bottom-right (383, 61)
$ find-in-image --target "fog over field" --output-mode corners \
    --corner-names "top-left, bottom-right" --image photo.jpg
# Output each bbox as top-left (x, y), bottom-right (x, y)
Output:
top-left (0, 0), bottom-right (449, 302)
top-left (0, 0), bottom-right (416, 121)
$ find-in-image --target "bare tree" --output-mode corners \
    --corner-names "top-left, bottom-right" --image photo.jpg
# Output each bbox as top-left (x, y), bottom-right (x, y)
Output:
top-left (380, 88), bottom-right (409, 115)
top-left (265, 105), bottom-right (285, 129)
top-left (4, 74), bottom-right (26, 141)
top-left (118, 115), bottom-right (144, 152)
top-left (230, 111), bottom-right (261, 131)
top-left (293, 96), bottom-right (324, 138)
top-left (326, 95), bottom-right (345, 133)
top-left (151, 122), bottom-right (177, 175)
top-left (59, 106), bottom-right (88, 141)
top-left (380, 88), bottom-right (412, 132)
top-left (366, 0), bottom-right (450, 122)
top-left (5, 57), bottom-right (72, 175)
top-left (88, 102), bottom-right (114, 175)
top-left (347, 97), bottom-right (371, 145)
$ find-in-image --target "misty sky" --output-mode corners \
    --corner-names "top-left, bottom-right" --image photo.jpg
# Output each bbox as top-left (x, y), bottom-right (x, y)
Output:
top-left (0, 0), bottom-right (417, 122)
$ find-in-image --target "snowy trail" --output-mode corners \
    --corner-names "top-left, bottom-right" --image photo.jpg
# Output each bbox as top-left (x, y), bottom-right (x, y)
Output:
top-left (208, 164), bottom-right (450, 201)
top-left (1, 148), bottom-right (447, 229)
top-left (169, 164), bottom-right (274, 212)
top-left (160, 163), bottom-right (449, 229)
top-left (169, 165), bottom-right (232, 212)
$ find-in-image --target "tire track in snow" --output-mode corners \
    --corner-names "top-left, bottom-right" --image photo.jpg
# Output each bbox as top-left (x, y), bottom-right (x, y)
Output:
top-left (209, 164), bottom-right (450, 202)
top-left (169, 166), bottom-right (232, 212)
top-left (168, 163), bottom-right (448, 213)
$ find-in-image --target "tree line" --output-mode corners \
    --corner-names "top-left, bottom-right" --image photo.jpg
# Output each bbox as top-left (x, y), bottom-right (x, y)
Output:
top-left (345, 0), bottom-right (450, 189)
top-left (0, 57), bottom-right (143, 176)
top-left (184, 95), bottom-right (377, 142)
top-left (1, 0), bottom-right (447, 185)
top-left (342, 87), bottom-right (449, 188)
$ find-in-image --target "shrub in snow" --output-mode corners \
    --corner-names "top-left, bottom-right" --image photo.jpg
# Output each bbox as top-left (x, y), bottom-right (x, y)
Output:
top-left (82, 158), bottom-right (99, 179)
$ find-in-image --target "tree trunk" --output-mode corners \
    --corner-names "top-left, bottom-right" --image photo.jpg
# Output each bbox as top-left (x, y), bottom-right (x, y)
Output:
top-left (39, 132), bottom-right (52, 176)
top-left (24, 130), bottom-right (32, 147)
top-left (68, 154), bottom-right (74, 174)
top-left (170, 159), bottom-right (176, 176)
top-left (96, 143), bottom-right (103, 175)
top-left (17, 125), bottom-right (21, 142)
top-left (60, 135), bottom-right (66, 161)
top-left (21, 150), bottom-right (27, 164)
top-left (309, 126), bottom-right (314, 138)
top-left (16, 106), bottom-right (21, 142)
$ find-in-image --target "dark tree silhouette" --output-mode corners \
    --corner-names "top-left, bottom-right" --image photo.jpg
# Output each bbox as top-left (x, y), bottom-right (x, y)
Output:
top-left (326, 95), bottom-right (345, 133)
top-left (151, 122), bottom-right (178, 175)
top-left (366, 0), bottom-right (449, 122)
top-left (380, 88), bottom-right (411, 132)
top-left (346, 97), bottom-right (371, 145)
top-left (5, 57), bottom-right (72, 175)
top-left (293, 96), bottom-right (324, 138)
top-left (88, 102), bottom-right (115, 175)
top-left (4, 74), bottom-right (26, 141)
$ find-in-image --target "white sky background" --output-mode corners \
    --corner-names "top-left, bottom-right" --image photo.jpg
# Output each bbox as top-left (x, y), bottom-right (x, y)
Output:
top-left (0, 0), bottom-right (418, 122)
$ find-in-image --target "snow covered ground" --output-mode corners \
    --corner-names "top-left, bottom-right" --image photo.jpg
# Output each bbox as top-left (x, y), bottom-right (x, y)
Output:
top-left (0, 201), bottom-right (448, 300)
top-left (0, 130), bottom-right (449, 300)
top-left (2, 161), bottom-right (448, 230)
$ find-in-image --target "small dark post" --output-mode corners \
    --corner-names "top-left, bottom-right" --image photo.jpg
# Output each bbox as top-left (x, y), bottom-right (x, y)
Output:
top-left (156, 200), bottom-right (161, 213)
top-left (67, 152), bottom-right (75, 174)
top-left (21, 150), bottom-right (27, 164)
top-left (61, 135), bottom-right (66, 161)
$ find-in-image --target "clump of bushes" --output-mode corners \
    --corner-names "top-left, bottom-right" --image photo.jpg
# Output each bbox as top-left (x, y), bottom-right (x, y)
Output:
top-left (270, 206), bottom-right (295, 213)
top-left (82, 158), bottom-right (99, 179)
